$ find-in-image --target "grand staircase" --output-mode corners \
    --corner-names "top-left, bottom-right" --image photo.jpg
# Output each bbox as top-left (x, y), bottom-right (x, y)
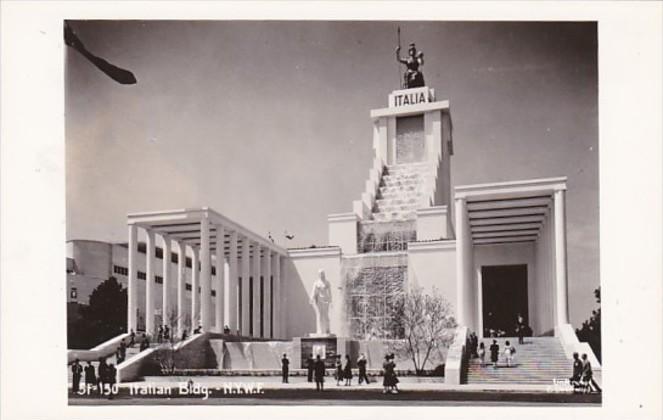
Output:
top-left (466, 337), bottom-right (595, 385)
top-left (372, 162), bottom-right (436, 222)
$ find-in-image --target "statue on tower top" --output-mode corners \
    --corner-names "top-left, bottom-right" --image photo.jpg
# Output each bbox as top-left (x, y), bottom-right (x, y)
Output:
top-left (396, 42), bottom-right (425, 89)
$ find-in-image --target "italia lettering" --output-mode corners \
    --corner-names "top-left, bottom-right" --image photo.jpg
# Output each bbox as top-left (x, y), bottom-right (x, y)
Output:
top-left (393, 92), bottom-right (427, 107)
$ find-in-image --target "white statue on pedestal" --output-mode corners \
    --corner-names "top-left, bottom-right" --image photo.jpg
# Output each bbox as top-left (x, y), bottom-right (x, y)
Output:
top-left (310, 269), bottom-right (332, 336)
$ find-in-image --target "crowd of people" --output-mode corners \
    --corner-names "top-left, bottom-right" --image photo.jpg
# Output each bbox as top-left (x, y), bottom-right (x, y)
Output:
top-left (70, 357), bottom-right (117, 394)
top-left (281, 352), bottom-right (399, 393)
top-left (570, 352), bottom-right (601, 393)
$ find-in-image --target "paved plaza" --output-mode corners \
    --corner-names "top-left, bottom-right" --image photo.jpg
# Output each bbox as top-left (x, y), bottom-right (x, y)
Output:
top-left (69, 375), bottom-right (601, 405)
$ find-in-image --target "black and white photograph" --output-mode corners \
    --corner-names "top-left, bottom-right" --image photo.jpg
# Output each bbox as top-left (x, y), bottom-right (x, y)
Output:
top-left (1, 2), bottom-right (662, 419)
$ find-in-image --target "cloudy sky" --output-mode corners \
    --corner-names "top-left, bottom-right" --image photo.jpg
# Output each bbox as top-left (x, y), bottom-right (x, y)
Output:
top-left (66, 21), bottom-right (598, 327)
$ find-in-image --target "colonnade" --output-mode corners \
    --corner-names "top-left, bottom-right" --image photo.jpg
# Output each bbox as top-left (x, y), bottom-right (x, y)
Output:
top-left (127, 212), bottom-right (285, 339)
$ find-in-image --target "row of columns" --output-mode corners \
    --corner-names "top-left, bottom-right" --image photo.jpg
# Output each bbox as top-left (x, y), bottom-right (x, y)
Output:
top-left (127, 217), bottom-right (284, 339)
top-left (453, 189), bottom-right (569, 331)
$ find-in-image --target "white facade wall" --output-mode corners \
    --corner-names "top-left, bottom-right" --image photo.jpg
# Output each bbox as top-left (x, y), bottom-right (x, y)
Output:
top-left (407, 241), bottom-right (457, 309)
top-left (283, 247), bottom-right (342, 339)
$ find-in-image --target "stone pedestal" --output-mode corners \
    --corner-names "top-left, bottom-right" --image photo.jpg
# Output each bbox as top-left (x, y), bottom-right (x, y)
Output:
top-left (298, 335), bottom-right (355, 368)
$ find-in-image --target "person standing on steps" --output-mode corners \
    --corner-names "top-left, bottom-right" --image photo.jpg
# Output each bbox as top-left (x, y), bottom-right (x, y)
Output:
top-left (489, 339), bottom-right (500, 369)
top-left (314, 355), bottom-right (326, 391)
top-left (504, 340), bottom-right (515, 367)
top-left (516, 314), bottom-right (526, 344)
top-left (281, 353), bottom-right (290, 384)
top-left (478, 342), bottom-right (486, 367)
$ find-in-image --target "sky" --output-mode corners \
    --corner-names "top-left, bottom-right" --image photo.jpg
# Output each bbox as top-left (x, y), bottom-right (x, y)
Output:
top-left (65, 21), bottom-right (598, 328)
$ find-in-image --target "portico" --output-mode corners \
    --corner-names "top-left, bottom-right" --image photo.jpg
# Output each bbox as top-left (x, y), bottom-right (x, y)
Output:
top-left (126, 207), bottom-right (287, 339)
top-left (454, 177), bottom-right (569, 337)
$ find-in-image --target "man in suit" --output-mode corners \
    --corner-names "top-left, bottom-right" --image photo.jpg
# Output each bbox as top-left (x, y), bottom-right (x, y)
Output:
top-left (71, 359), bottom-right (83, 392)
top-left (570, 352), bottom-right (583, 390)
top-left (357, 353), bottom-right (370, 384)
top-left (314, 355), bottom-right (326, 391)
top-left (281, 353), bottom-right (290, 384)
top-left (306, 353), bottom-right (314, 382)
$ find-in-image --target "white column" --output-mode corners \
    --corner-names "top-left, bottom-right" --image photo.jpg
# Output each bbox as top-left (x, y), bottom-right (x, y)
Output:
top-left (240, 237), bottom-right (251, 336)
top-left (252, 244), bottom-right (262, 337)
top-left (191, 246), bottom-right (200, 330)
top-left (263, 250), bottom-right (272, 338)
top-left (554, 189), bottom-right (569, 325)
top-left (455, 197), bottom-right (468, 326)
top-left (200, 217), bottom-right (212, 332)
top-left (215, 224), bottom-right (226, 333)
top-left (176, 241), bottom-right (186, 337)
top-left (145, 229), bottom-right (156, 336)
top-left (227, 231), bottom-right (239, 332)
top-left (127, 224), bottom-right (138, 332)
top-left (161, 234), bottom-right (171, 329)
top-left (272, 254), bottom-right (281, 338)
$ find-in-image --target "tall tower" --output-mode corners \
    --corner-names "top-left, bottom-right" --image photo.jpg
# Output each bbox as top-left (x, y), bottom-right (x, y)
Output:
top-left (328, 85), bottom-right (454, 254)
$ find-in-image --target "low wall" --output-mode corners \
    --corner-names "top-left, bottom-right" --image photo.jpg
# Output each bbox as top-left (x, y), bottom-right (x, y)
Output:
top-left (556, 323), bottom-right (601, 368)
top-left (67, 333), bottom-right (129, 364)
top-left (444, 326), bottom-right (468, 385)
top-left (117, 333), bottom-right (210, 383)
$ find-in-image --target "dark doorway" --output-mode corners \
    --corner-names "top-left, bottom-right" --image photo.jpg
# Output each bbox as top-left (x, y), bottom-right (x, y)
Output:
top-left (482, 264), bottom-right (528, 337)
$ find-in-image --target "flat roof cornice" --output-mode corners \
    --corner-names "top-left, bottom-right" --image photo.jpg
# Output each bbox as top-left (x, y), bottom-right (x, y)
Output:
top-left (127, 207), bottom-right (288, 256)
top-left (455, 177), bottom-right (567, 200)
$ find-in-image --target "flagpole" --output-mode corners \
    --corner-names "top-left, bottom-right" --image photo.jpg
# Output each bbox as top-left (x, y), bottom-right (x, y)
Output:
top-left (397, 26), bottom-right (402, 88)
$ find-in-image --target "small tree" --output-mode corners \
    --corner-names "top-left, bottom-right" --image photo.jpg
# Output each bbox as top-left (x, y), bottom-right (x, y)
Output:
top-left (389, 286), bottom-right (457, 374)
top-left (576, 286), bottom-right (601, 362)
top-left (68, 277), bottom-right (127, 348)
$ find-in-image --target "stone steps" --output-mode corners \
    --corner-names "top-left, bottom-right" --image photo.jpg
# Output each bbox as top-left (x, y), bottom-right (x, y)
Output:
top-left (370, 162), bottom-right (436, 223)
top-left (466, 337), bottom-right (578, 385)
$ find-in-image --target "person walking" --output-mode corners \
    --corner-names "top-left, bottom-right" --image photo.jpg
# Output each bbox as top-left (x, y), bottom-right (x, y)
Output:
top-left (504, 340), bottom-right (515, 367)
top-left (357, 353), bottom-right (370, 384)
top-left (129, 329), bottom-right (136, 347)
top-left (335, 357), bottom-right (344, 386)
top-left (570, 352), bottom-right (583, 390)
top-left (281, 353), bottom-right (290, 384)
top-left (489, 339), bottom-right (500, 369)
top-left (478, 342), bottom-right (486, 367)
top-left (164, 325), bottom-right (170, 341)
top-left (314, 355), bottom-right (326, 391)
top-left (382, 354), bottom-right (399, 394)
top-left (71, 359), bottom-right (83, 392)
top-left (343, 355), bottom-right (353, 386)
top-left (306, 353), bottom-right (314, 383)
top-left (581, 353), bottom-right (601, 393)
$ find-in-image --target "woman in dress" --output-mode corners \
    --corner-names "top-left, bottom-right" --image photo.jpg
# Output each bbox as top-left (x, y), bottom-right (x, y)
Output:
top-left (343, 355), bottom-right (353, 386)
top-left (478, 342), bottom-right (486, 367)
top-left (382, 354), bottom-right (399, 394)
